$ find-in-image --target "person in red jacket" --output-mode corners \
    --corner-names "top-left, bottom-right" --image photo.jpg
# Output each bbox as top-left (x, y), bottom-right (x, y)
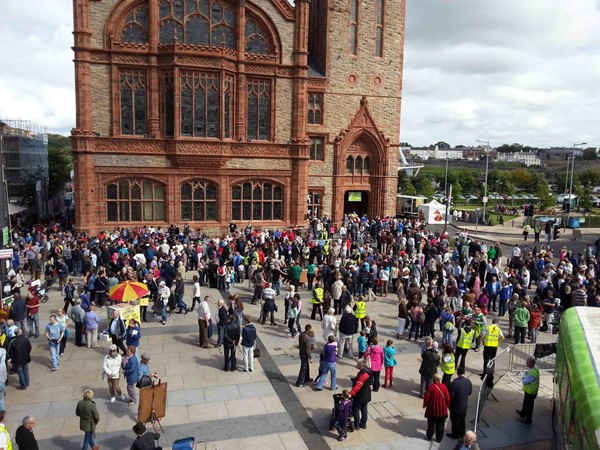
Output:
top-left (423, 373), bottom-right (451, 443)
top-left (528, 303), bottom-right (542, 343)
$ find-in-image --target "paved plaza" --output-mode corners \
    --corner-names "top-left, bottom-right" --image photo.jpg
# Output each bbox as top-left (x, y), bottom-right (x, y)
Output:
top-left (5, 288), bottom-right (554, 448)
top-left (3, 222), bottom-right (576, 449)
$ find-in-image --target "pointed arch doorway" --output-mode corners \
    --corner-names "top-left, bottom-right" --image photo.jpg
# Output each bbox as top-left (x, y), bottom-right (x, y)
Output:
top-left (332, 97), bottom-right (391, 223)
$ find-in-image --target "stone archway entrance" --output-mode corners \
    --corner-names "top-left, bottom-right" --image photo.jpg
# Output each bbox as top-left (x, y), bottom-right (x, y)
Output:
top-left (332, 97), bottom-right (392, 223)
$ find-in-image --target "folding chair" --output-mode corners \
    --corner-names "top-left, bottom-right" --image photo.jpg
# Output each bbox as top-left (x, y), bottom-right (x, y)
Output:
top-left (172, 436), bottom-right (195, 450)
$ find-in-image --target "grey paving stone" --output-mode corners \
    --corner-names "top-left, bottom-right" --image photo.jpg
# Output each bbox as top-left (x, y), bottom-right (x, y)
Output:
top-left (238, 380), bottom-right (275, 399)
top-left (35, 412), bottom-right (295, 450)
top-left (203, 383), bottom-right (241, 403)
top-left (168, 388), bottom-right (206, 407)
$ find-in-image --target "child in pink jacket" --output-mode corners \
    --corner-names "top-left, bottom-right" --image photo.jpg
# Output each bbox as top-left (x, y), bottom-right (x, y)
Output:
top-left (366, 337), bottom-right (384, 392)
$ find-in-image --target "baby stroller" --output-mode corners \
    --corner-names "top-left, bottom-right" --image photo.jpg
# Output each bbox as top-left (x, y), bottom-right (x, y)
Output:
top-left (329, 393), bottom-right (354, 432)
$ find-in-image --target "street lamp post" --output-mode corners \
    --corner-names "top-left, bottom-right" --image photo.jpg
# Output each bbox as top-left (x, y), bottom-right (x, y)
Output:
top-left (566, 142), bottom-right (587, 227)
top-left (444, 154), bottom-right (450, 231)
top-left (476, 140), bottom-right (490, 225)
top-left (0, 120), bottom-right (7, 290)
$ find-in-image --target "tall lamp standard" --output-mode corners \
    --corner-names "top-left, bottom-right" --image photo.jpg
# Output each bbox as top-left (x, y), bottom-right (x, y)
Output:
top-left (476, 140), bottom-right (491, 225)
top-left (444, 154), bottom-right (450, 231)
top-left (0, 120), bottom-right (7, 288)
top-left (566, 142), bottom-right (587, 226)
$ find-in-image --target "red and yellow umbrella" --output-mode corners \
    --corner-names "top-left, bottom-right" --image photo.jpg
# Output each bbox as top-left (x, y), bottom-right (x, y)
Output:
top-left (108, 281), bottom-right (150, 303)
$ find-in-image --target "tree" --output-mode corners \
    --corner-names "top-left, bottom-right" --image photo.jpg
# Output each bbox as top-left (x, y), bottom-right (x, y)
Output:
top-left (411, 176), bottom-right (434, 199)
top-left (397, 169), bottom-right (409, 193)
top-left (575, 184), bottom-right (593, 210)
top-left (47, 134), bottom-right (73, 196)
top-left (582, 148), bottom-right (598, 160)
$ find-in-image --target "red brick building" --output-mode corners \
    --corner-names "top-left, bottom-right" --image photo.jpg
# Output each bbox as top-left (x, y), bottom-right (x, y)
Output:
top-left (72, 0), bottom-right (405, 233)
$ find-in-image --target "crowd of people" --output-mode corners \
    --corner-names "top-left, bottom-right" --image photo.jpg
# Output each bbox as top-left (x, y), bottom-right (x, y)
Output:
top-left (1, 212), bottom-right (598, 448)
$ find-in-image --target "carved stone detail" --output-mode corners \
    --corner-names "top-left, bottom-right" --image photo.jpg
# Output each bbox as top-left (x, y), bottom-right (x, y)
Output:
top-left (307, 78), bottom-right (327, 90)
top-left (270, 0), bottom-right (295, 21)
top-left (95, 139), bottom-right (166, 154)
top-left (112, 54), bottom-right (148, 65)
top-left (245, 65), bottom-right (276, 75)
top-left (230, 145), bottom-right (290, 157)
top-left (90, 52), bottom-right (111, 63)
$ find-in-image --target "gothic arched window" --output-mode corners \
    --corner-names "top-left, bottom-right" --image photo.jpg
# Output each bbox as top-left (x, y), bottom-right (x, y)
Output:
top-left (120, 70), bottom-right (147, 136)
top-left (180, 72), bottom-right (220, 138)
top-left (231, 182), bottom-right (283, 221)
top-left (120, 5), bottom-right (149, 43)
top-left (245, 16), bottom-right (272, 55)
top-left (246, 79), bottom-right (271, 141)
top-left (158, 0), bottom-right (235, 48)
top-left (180, 180), bottom-right (218, 221)
top-left (106, 179), bottom-right (165, 222)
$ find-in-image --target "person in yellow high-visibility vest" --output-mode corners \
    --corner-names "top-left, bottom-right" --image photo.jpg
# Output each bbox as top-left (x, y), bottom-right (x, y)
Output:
top-left (353, 296), bottom-right (367, 330)
top-left (481, 318), bottom-right (504, 378)
top-left (440, 343), bottom-right (456, 388)
top-left (454, 324), bottom-right (474, 370)
top-left (0, 410), bottom-right (12, 450)
top-left (310, 283), bottom-right (324, 321)
top-left (517, 357), bottom-right (539, 426)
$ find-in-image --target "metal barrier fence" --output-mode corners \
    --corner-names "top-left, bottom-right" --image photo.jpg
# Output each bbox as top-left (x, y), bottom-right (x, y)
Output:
top-left (474, 343), bottom-right (556, 435)
top-left (509, 343), bottom-right (556, 373)
top-left (473, 347), bottom-right (510, 435)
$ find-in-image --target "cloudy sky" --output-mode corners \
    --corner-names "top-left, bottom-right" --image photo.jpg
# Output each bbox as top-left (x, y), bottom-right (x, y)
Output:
top-left (1, 0), bottom-right (599, 148)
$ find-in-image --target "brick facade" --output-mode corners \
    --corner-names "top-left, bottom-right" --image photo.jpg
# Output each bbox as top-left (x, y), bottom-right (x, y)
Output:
top-left (72, 0), bottom-right (406, 233)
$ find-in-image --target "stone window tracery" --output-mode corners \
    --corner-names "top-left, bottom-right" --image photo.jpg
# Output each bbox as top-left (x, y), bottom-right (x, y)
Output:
top-left (231, 182), bottom-right (282, 221)
top-left (180, 71), bottom-right (221, 138)
top-left (121, 5), bottom-right (149, 43)
top-left (120, 70), bottom-right (147, 136)
top-left (106, 179), bottom-right (165, 222)
top-left (158, 0), bottom-right (235, 48)
top-left (161, 72), bottom-right (175, 137)
top-left (247, 79), bottom-right (271, 141)
top-left (180, 180), bottom-right (218, 221)
top-left (245, 16), bottom-right (272, 55)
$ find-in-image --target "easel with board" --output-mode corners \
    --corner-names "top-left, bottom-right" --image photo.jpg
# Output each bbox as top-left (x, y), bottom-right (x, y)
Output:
top-left (138, 380), bottom-right (168, 441)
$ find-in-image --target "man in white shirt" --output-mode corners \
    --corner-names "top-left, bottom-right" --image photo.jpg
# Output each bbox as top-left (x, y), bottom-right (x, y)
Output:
top-left (158, 281), bottom-right (170, 325)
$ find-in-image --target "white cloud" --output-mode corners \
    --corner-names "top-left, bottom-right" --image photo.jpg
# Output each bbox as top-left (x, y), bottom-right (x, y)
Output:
top-left (0, 0), bottom-right (598, 149)
top-left (402, 0), bottom-right (600, 147)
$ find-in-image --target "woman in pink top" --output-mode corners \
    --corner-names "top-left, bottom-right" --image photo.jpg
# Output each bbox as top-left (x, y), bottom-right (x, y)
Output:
top-left (366, 337), bottom-right (384, 392)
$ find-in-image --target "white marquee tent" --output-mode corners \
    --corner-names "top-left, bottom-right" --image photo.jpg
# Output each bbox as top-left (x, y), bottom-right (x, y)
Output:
top-left (417, 200), bottom-right (450, 225)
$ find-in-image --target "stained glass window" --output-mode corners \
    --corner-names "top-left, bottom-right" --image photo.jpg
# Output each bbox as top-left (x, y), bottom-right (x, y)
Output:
top-left (245, 17), bottom-right (271, 54)
top-left (106, 179), bottom-right (165, 222)
top-left (308, 92), bottom-right (324, 125)
top-left (120, 71), bottom-right (147, 136)
top-left (162, 72), bottom-right (175, 137)
top-left (180, 180), bottom-right (218, 221)
top-left (224, 75), bottom-right (233, 139)
top-left (231, 182), bottom-right (283, 221)
top-left (247, 79), bottom-right (271, 141)
top-left (159, 0), bottom-right (235, 48)
top-left (180, 72), bottom-right (220, 138)
top-left (121, 5), bottom-right (149, 43)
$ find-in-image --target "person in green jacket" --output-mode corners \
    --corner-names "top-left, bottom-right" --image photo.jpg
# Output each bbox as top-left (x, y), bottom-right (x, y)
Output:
top-left (514, 300), bottom-right (530, 344)
top-left (75, 389), bottom-right (100, 450)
